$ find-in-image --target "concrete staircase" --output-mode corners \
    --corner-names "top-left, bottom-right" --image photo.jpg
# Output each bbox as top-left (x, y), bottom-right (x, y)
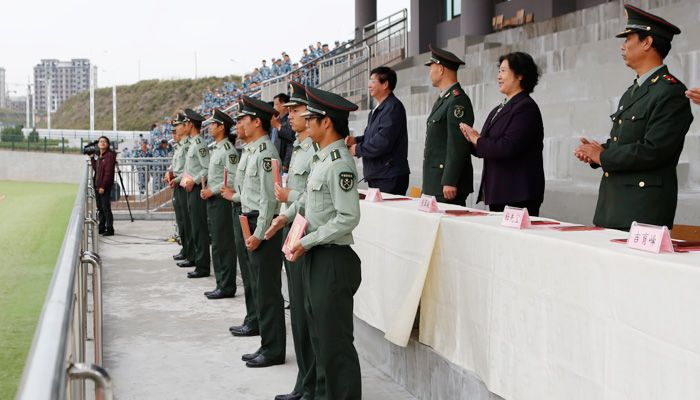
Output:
top-left (348, 0), bottom-right (700, 226)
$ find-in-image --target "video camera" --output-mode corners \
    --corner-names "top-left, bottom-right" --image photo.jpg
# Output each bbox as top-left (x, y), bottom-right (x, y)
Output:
top-left (83, 139), bottom-right (117, 155)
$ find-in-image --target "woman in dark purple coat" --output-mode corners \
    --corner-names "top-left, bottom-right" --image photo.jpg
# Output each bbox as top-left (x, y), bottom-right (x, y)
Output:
top-left (460, 52), bottom-right (545, 216)
top-left (89, 136), bottom-right (117, 235)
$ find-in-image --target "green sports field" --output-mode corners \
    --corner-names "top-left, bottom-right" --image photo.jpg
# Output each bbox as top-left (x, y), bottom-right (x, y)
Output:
top-left (0, 180), bottom-right (78, 399)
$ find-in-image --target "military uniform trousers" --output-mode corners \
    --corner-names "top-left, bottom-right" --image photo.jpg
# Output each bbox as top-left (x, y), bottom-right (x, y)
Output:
top-left (304, 245), bottom-right (362, 400)
top-left (206, 196), bottom-right (237, 296)
top-left (247, 214), bottom-right (286, 362)
top-left (174, 185), bottom-right (194, 260)
top-left (284, 226), bottom-right (318, 399)
top-left (233, 205), bottom-right (259, 330)
top-left (186, 183), bottom-right (211, 274)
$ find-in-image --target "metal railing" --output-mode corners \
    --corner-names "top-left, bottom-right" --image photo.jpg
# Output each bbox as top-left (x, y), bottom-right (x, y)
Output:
top-left (257, 9), bottom-right (407, 109)
top-left (15, 160), bottom-right (112, 400)
top-left (113, 157), bottom-right (174, 213)
top-left (21, 128), bottom-right (149, 142)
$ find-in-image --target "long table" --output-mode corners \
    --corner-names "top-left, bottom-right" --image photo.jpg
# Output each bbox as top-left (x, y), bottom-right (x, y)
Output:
top-left (352, 197), bottom-right (700, 400)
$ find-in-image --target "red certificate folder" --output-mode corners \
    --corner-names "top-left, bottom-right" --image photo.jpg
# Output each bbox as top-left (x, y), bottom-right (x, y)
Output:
top-left (180, 173), bottom-right (194, 188)
top-left (283, 214), bottom-right (308, 261)
top-left (224, 167), bottom-right (228, 187)
top-left (272, 158), bottom-right (280, 186)
top-left (201, 177), bottom-right (206, 189)
top-left (239, 215), bottom-right (252, 241)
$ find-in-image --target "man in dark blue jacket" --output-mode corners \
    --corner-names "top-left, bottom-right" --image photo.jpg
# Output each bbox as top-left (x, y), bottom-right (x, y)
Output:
top-left (346, 67), bottom-right (410, 195)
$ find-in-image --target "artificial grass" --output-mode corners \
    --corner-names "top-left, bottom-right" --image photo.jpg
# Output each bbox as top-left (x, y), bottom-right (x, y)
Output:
top-left (0, 180), bottom-right (78, 399)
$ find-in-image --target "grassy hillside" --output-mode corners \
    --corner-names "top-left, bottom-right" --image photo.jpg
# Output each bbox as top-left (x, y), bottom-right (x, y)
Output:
top-left (46, 76), bottom-right (240, 131)
top-left (0, 108), bottom-right (27, 127)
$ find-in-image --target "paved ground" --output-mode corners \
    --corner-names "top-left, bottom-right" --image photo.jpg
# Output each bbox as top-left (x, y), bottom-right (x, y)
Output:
top-left (101, 219), bottom-right (417, 400)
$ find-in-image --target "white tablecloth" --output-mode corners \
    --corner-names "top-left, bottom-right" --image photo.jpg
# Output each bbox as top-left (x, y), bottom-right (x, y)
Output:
top-left (353, 198), bottom-right (700, 400)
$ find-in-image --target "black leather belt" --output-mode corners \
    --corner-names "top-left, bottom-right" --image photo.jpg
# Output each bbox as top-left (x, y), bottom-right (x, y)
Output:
top-left (243, 211), bottom-right (279, 219)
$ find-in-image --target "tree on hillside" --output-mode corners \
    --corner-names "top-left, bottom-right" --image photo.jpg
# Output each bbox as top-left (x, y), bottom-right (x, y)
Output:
top-left (0, 126), bottom-right (24, 142)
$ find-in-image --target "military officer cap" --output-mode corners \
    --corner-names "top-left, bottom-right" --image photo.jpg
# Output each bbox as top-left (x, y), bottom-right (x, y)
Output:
top-left (184, 108), bottom-right (205, 122)
top-left (301, 86), bottom-right (358, 119)
top-left (424, 44), bottom-right (465, 71)
top-left (172, 112), bottom-right (186, 126)
top-left (207, 108), bottom-right (235, 131)
top-left (616, 4), bottom-right (681, 41)
top-left (234, 100), bottom-right (245, 120)
top-left (283, 81), bottom-right (308, 107)
top-left (241, 95), bottom-right (279, 121)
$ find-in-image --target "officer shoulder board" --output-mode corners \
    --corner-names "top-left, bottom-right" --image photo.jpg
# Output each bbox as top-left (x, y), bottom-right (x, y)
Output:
top-left (313, 142), bottom-right (321, 151)
top-left (196, 138), bottom-right (201, 144)
top-left (260, 143), bottom-right (267, 152)
top-left (224, 142), bottom-right (231, 150)
top-left (661, 74), bottom-right (679, 84)
top-left (331, 149), bottom-right (341, 161)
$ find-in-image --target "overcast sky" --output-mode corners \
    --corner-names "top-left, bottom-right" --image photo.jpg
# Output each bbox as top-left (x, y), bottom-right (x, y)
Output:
top-left (2, 0), bottom-right (410, 95)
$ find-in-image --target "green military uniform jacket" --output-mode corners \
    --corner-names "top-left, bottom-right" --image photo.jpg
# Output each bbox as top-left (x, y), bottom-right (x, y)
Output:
top-left (207, 138), bottom-right (238, 195)
top-left (422, 82), bottom-right (474, 201)
top-left (286, 136), bottom-right (319, 204)
top-left (172, 137), bottom-right (190, 184)
top-left (232, 145), bottom-right (250, 204)
top-left (241, 135), bottom-right (282, 240)
top-left (283, 139), bottom-right (360, 249)
top-left (593, 65), bottom-right (693, 229)
top-left (184, 133), bottom-right (210, 184)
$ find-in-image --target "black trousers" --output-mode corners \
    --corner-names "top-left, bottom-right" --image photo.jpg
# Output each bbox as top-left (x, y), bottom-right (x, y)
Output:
top-left (283, 226), bottom-right (318, 398)
top-left (233, 205), bottom-right (258, 330)
top-left (186, 183), bottom-right (211, 274)
top-left (367, 173), bottom-right (410, 196)
top-left (488, 199), bottom-right (542, 217)
top-left (174, 186), bottom-right (194, 259)
top-left (96, 190), bottom-right (113, 230)
top-left (206, 196), bottom-right (237, 296)
top-left (247, 215), bottom-right (286, 362)
top-left (304, 246), bottom-right (362, 400)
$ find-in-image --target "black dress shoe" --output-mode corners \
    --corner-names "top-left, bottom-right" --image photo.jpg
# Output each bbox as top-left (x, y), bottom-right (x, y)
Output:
top-left (177, 260), bottom-right (196, 268)
top-left (275, 391), bottom-right (303, 400)
top-left (246, 354), bottom-right (284, 368)
top-left (173, 253), bottom-right (186, 260)
top-left (231, 325), bottom-right (260, 337)
top-left (241, 349), bottom-right (261, 361)
top-left (206, 289), bottom-right (235, 299)
top-left (103, 228), bottom-right (114, 237)
top-left (187, 271), bottom-right (210, 278)
top-left (229, 324), bottom-right (244, 332)
top-left (204, 289), bottom-right (217, 296)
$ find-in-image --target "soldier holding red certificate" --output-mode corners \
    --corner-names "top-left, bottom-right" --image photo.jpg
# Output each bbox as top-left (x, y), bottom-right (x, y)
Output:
top-left (266, 86), bottom-right (362, 399)
top-left (270, 81), bottom-right (321, 400)
top-left (238, 96), bottom-right (286, 368)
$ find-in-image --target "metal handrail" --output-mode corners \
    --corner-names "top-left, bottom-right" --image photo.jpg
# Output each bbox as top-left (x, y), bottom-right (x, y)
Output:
top-left (15, 163), bottom-right (112, 400)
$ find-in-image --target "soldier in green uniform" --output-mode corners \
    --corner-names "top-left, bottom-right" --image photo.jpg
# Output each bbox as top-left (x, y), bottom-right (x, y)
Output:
top-left (182, 108), bottom-right (211, 278)
top-left (237, 95), bottom-right (286, 368)
top-left (266, 86), bottom-right (362, 400)
top-left (200, 109), bottom-right (238, 299)
top-left (423, 45), bottom-right (474, 206)
top-left (223, 102), bottom-right (260, 337)
top-left (575, 4), bottom-right (693, 230)
top-left (271, 81), bottom-right (321, 400)
top-left (168, 112), bottom-right (195, 266)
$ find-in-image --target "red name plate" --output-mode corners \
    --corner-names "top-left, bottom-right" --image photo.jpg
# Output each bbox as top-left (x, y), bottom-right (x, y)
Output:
top-left (224, 167), bottom-right (229, 187)
top-left (418, 195), bottom-right (439, 213)
top-left (627, 221), bottom-right (674, 253)
top-left (366, 188), bottom-right (383, 202)
top-left (501, 206), bottom-right (532, 229)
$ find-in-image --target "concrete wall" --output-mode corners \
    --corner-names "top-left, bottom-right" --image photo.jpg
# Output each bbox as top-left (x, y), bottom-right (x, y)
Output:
top-left (351, 0), bottom-right (700, 226)
top-left (0, 150), bottom-right (86, 184)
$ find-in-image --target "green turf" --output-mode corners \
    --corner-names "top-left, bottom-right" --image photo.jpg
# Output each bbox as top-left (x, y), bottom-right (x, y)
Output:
top-left (0, 180), bottom-right (78, 399)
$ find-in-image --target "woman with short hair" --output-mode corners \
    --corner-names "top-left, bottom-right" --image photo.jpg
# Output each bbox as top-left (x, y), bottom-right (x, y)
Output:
top-left (460, 52), bottom-right (545, 216)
